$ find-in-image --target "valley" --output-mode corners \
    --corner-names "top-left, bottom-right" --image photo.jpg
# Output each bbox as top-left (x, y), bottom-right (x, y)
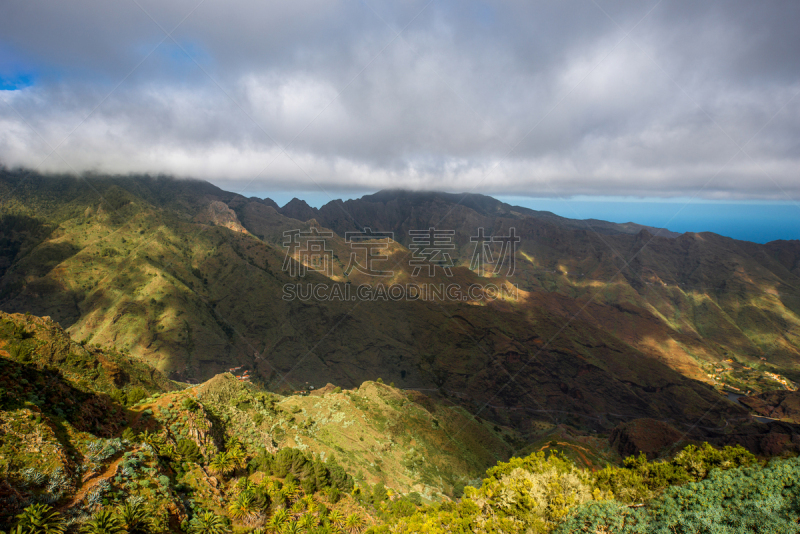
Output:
top-left (1, 170), bottom-right (800, 531)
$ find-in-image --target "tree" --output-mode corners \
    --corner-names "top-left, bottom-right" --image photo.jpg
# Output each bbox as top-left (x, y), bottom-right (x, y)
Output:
top-left (81, 511), bottom-right (124, 534)
top-left (344, 514), bottom-right (365, 534)
top-left (554, 455), bottom-right (800, 534)
top-left (138, 430), bottom-right (163, 451)
top-left (300, 477), bottom-right (316, 495)
top-left (177, 438), bottom-right (203, 464)
top-left (15, 504), bottom-right (66, 534)
top-left (313, 459), bottom-right (330, 489)
top-left (209, 452), bottom-right (236, 478)
top-left (265, 509), bottom-right (289, 534)
top-left (116, 501), bottom-right (149, 534)
top-left (274, 448), bottom-right (314, 479)
top-left (227, 444), bottom-right (247, 471)
top-left (228, 492), bottom-right (262, 526)
top-left (326, 457), bottom-right (354, 492)
top-left (250, 448), bottom-right (276, 474)
top-left (297, 513), bottom-right (318, 531)
top-left (280, 522), bottom-right (301, 534)
top-left (327, 510), bottom-right (345, 531)
top-left (188, 511), bottom-right (230, 534)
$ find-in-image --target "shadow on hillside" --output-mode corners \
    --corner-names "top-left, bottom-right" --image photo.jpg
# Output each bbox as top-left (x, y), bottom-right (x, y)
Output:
top-left (0, 357), bottom-right (163, 455)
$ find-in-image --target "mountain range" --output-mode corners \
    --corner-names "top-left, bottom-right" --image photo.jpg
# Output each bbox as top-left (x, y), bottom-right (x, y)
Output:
top-left (2, 168), bottom-right (800, 451)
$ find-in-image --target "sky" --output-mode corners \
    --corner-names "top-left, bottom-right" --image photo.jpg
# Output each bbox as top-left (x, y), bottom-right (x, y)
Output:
top-left (1, 1), bottom-right (799, 241)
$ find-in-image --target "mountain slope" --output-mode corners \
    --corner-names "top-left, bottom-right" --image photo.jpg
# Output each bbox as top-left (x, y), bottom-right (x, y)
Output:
top-left (0, 310), bottom-right (523, 528)
top-left (1, 170), bottom-right (800, 445)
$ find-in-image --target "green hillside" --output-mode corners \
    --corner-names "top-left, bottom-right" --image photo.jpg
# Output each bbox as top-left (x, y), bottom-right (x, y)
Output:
top-left (2, 310), bottom-right (797, 533)
top-left (0, 310), bottom-right (518, 530)
top-left (4, 171), bottom-right (797, 444)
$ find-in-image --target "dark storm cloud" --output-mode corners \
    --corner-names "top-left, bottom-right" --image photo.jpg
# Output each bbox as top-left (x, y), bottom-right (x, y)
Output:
top-left (0, 0), bottom-right (798, 199)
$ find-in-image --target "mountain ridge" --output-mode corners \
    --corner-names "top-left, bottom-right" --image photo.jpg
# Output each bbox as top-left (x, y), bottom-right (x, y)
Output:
top-left (272, 188), bottom-right (682, 240)
top-left (2, 168), bottom-right (800, 448)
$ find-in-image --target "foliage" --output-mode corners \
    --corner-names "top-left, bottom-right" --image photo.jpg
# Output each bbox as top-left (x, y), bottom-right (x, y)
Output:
top-left (182, 397), bottom-right (201, 412)
top-left (267, 448), bottom-right (353, 494)
top-left (1, 307), bottom-right (794, 534)
top-left (177, 439), bottom-right (203, 464)
top-left (80, 510), bottom-right (124, 534)
top-left (555, 455), bottom-right (800, 534)
top-left (593, 443), bottom-right (756, 503)
top-left (209, 452), bottom-right (237, 478)
top-left (381, 450), bottom-right (597, 533)
top-left (116, 500), bottom-right (150, 534)
top-left (189, 511), bottom-right (230, 534)
top-left (14, 504), bottom-right (65, 534)
top-left (227, 492), bottom-right (262, 526)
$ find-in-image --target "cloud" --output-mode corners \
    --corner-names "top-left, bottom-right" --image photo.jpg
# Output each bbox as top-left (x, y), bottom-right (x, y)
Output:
top-left (0, 0), bottom-right (798, 200)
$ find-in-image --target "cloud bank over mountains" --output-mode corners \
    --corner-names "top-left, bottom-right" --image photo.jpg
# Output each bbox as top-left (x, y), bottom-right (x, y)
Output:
top-left (0, 0), bottom-right (798, 200)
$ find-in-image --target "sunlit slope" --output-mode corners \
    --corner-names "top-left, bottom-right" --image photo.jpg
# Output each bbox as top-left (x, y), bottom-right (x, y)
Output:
top-left (260, 190), bottom-right (800, 374)
top-left (141, 374), bottom-right (518, 499)
top-left (1, 170), bottom-right (798, 439)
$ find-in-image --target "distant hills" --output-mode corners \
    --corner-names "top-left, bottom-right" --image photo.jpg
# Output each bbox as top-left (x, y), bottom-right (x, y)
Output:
top-left (274, 189), bottom-right (681, 240)
top-left (2, 168), bottom-right (800, 449)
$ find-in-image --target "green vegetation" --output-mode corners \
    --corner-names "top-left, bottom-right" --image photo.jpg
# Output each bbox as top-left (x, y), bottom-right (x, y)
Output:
top-left (375, 444), bottom-right (794, 534)
top-left (593, 442), bottom-right (756, 503)
top-left (14, 504), bottom-right (65, 534)
top-left (556, 456), bottom-right (800, 533)
top-left (2, 438), bottom-right (797, 533)
top-left (0, 305), bottom-right (798, 533)
top-left (3, 170), bottom-right (800, 448)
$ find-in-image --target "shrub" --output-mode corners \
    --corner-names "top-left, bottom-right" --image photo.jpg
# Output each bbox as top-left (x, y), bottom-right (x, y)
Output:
top-left (14, 503), bottom-right (66, 534)
top-left (182, 397), bottom-right (200, 412)
top-left (248, 448), bottom-right (275, 474)
top-left (324, 486), bottom-right (341, 504)
top-left (20, 467), bottom-right (47, 488)
top-left (125, 387), bottom-right (148, 405)
top-left (81, 509), bottom-right (124, 534)
top-left (121, 427), bottom-right (137, 442)
top-left (177, 439), bottom-right (203, 464)
top-left (556, 456), bottom-right (800, 534)
top-left (382, 450), bottom-right (596, 533)
top-left (372, 483), bottom-right (388, 504)
top-left (593, 443), bottom-right (756, 503)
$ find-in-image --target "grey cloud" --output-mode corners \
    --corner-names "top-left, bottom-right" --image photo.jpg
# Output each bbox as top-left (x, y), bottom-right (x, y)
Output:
top-left (0, 0), bottom-right (798, 200)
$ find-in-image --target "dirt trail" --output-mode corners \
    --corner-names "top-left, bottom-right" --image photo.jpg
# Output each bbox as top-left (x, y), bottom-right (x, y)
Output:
top-left (61, 455), bottom-right (124, 510)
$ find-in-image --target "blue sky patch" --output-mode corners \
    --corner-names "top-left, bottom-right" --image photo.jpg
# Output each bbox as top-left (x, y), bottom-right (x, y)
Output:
top-left (0, 73), bottom-right (34, 91)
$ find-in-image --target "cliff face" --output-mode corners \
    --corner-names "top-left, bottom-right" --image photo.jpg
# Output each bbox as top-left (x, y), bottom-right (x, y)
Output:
top-left (194, 200), bottom-right (249, 234)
